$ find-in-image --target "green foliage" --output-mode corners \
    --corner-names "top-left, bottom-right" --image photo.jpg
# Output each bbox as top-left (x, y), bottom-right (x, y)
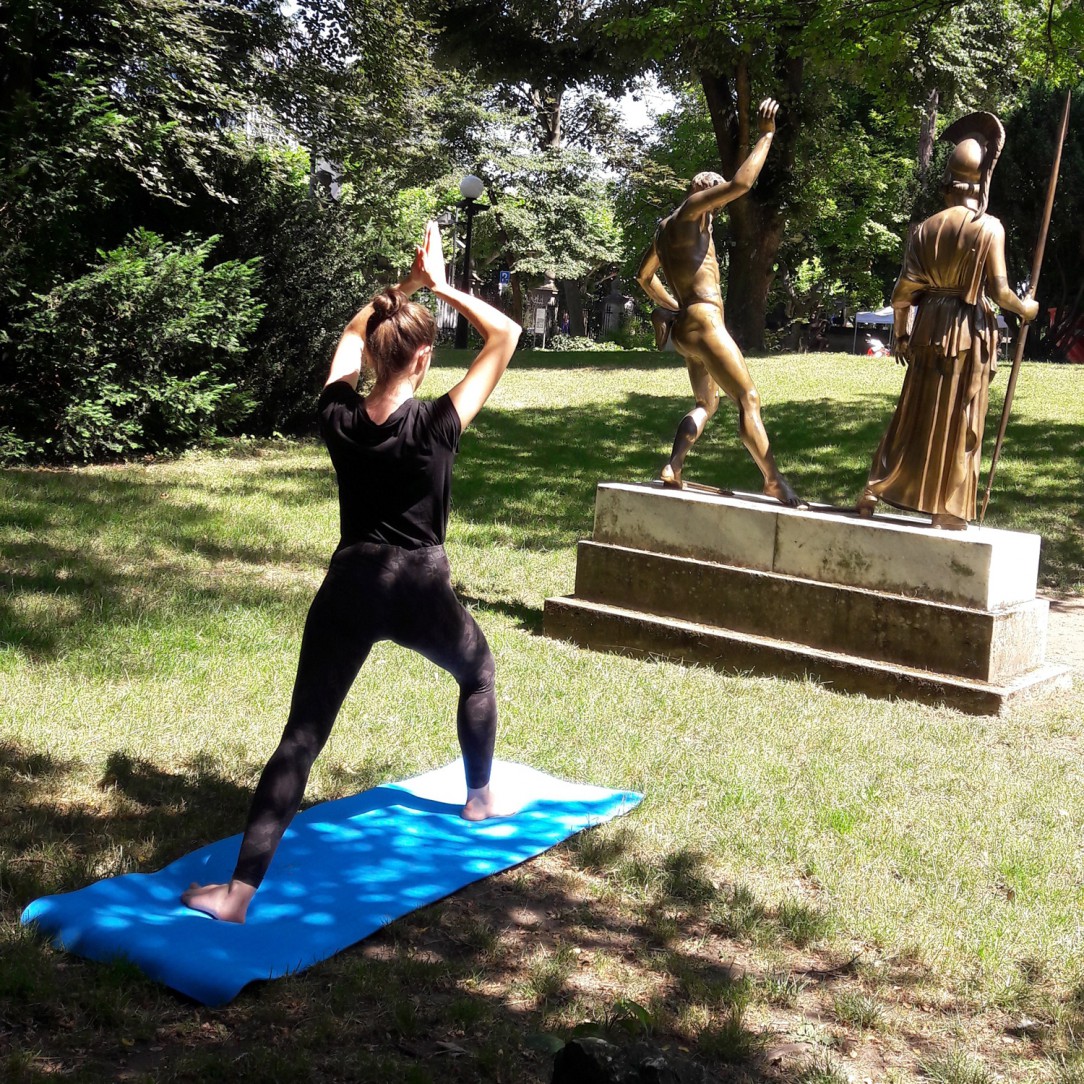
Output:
top-left (1012, 0), bottom-right (1084, 86)
top-left (995, 78), bottom-right (1084, 359)
top-left (779, 84), bottom-right (915, 314)
top-left (0, 0), bottom-right (275, 303)
top-left (603, 317), bottom-right (656, 350)
top-left (0, 0), bottom-right (457, 460)
top-left (547, 335), bottom-right (623, 352)
top-left (428, 0), bottom-right (635, 154)
top-left (2, 231), bottom-right (262, 462)
top-left (473, 141), bottom-right (625, 283)
top-left (186, 141), bottom-right (379, 433)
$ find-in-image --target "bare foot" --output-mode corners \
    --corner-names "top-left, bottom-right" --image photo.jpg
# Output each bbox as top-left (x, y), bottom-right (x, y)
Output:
top-left (856, 488), bottom-right (878, 518)
top-left (181, 880), bottom-right (256, 924)
top-left (659, 462), bottom-right (684, 489)
top-left (763, 473), bottom-right (803, 508)
top-left (461, 784), bottom-right (519, 822)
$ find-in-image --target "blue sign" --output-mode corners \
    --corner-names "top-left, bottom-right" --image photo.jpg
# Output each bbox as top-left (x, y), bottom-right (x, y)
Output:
top-left (499, 270), bottom-right (511, 285)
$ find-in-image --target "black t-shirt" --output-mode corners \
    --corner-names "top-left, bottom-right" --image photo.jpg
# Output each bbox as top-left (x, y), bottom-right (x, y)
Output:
top-left (318, 380), bottom-right (462, 549)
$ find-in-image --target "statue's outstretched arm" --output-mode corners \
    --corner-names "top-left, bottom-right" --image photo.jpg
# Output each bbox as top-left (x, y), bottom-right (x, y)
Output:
top-left (680, 98), bottom-right (779, 218)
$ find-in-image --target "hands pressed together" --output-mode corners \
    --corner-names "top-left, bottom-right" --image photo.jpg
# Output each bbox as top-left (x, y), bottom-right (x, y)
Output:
top-left (405, 220), bottom-right (448, 294)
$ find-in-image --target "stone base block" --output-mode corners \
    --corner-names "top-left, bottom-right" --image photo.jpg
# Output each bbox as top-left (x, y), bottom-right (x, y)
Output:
top-left (593, 483), bottom-right (1041, 610)
top-left (544, 596), bottom-right (1071, 717)
top-left (543, 481), bottom-right (1069, 714)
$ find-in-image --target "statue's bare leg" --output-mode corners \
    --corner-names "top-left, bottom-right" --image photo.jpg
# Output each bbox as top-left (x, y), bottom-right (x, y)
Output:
top-left (661, 359), bottom-right (719, 487)
top-left (675, 306), bottom-right (801, 507)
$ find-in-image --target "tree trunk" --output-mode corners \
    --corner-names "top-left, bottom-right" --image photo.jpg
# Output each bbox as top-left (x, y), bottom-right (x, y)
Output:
top-left (699, 52), bottom-right (803, 350)
top-left (531, 85), bottom-right (563, 149)
top-left (509, 271), bottom-right (524, 326)
top-left (917, 86), bottom-right (939, 179)
top-left (725, 209), bottom-right (786, 349)
top-left (561, 280), bottom-right (586, 336)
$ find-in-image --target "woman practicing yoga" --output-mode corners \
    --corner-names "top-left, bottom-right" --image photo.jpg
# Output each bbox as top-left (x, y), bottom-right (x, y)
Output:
top-left (181, 221), bottom-right (522, 923)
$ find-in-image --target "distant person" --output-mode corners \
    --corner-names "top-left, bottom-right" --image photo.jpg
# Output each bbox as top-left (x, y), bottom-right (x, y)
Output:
top-left (181, 222), bottom-right (522, 923)
top-left (857, 113), bottom-right (1038, 529)
top-left (636, 98), bottom-right (800, 505)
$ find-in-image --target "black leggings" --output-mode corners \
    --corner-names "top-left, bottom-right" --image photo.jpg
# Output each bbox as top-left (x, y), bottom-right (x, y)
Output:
top-left (232, 542), bottom-right (497, 888)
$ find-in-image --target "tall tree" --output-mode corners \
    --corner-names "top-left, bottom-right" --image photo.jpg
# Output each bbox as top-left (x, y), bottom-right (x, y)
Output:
top-left (0, 0), bottom-right (276, 307)
top-left (995, 78), bottom-right (1084, 359)
top-left (474, 139), bottom-right (624, 326)
top-left (604, 0), bottom-right (980, 348)
top-left (428, 0), bottom-right (632, 153)
top-left (428, 0), bottom-right (637, 332)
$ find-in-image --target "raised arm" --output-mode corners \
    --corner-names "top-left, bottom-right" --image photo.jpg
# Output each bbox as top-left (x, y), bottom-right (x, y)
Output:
top-left (415, 221), bottom-right (521, 429)
top-left (636, 238), bottom-right (680, 312)
top-left (324, 260), bottom-right (426, 390)
top-left (679, 98), bottom-right (778, 219)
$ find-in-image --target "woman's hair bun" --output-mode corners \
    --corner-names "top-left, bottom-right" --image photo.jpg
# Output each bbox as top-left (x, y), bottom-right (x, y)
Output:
top-left (370, 288), bottom-right (403, 321)
top-left (363, 286), bottom-right (436, 383)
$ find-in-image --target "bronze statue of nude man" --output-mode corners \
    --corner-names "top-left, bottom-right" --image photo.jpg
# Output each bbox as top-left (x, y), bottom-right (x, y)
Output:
top-left (636, 98), bottom-right (800, 506)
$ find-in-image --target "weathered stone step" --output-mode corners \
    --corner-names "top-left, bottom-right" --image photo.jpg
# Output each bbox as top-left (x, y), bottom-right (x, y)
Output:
top-left (543, 596), bottom-right (1070, 717)
top-left (572, 540), bottom-right (1048, 683)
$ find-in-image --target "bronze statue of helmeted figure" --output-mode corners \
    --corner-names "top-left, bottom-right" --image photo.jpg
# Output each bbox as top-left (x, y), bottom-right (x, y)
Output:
top-left (857, 112), bottom-right (1039, 529)
top-left (636, 99), bottom-right (800, 507)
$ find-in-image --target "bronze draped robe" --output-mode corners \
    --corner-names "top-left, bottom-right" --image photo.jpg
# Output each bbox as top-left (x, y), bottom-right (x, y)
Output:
top-left (865, 206), bottom-right (1001, 521)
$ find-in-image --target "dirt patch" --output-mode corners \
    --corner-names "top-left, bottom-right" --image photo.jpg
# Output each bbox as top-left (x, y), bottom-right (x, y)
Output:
top-left (1044, 595), bottom-right (1084, 674)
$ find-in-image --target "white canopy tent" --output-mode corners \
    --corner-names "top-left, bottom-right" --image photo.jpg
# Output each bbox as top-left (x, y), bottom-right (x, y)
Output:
top-left (852, 305), bottom-right (1008, 352)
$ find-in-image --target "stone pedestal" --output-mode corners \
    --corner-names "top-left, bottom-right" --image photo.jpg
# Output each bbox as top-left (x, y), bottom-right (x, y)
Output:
top-left (543, 482), bottom-right (1070, 715)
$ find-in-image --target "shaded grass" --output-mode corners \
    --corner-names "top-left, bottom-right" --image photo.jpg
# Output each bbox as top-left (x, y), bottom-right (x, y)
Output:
top-left (2, 352), bottom-right (1083, 1081)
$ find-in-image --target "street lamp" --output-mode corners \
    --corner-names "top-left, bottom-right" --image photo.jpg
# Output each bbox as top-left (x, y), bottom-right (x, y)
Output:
top-left (455, 174), bottom-right (486, 349)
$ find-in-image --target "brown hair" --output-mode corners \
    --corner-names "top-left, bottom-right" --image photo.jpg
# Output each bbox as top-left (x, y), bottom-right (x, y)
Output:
top-left (365, 289), bottom-right (437, 384)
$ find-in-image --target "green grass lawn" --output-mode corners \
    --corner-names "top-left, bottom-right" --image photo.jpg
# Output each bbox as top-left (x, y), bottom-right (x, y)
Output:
top-left (2, 352), bottom-right (1083, 1083)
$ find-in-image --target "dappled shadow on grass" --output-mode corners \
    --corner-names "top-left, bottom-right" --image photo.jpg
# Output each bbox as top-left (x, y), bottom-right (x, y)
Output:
top-left (455, 588), bottom-right (544, 635)
top-left (3, 381), bottom-right (1079, 671)
top-left (0, 742), bottom-right (406, 912)
top-left (6, 747), bottom-right (1076, 1082)
top-left (0, 461), bottom-right (330, 662)
top-left (0, 738), bottom-right (913, 1082)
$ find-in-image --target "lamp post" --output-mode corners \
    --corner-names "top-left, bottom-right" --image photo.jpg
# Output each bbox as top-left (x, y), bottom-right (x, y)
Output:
top-left (455, 174), bottom-right (485, 349)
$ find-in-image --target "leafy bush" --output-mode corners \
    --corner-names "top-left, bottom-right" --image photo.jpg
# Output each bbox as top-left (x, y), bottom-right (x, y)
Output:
top-left (1, 230), bottom-right (262, 462)
top-left (601, 317), bottom-right (656, 350)
top-left (546, 334), bottom-right (623, 352)
top-left (193, 145), bottom-right (374, 434)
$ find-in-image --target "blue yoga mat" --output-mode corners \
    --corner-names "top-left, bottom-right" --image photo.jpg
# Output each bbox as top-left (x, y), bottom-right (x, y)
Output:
top-left (21, 760), bottom-right (642, 1006)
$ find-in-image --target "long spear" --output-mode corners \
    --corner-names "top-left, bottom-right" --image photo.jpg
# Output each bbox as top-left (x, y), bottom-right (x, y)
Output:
top-left (979, 91), bottom-right (1072, 525)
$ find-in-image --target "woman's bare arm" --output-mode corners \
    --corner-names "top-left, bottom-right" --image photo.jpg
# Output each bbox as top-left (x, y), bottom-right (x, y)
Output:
top-left (414, 221), bottom-right (521, 428)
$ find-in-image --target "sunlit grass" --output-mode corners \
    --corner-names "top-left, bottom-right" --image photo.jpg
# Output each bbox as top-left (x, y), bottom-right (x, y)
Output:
top-left (2, 351), bottom-right (1083, 1080)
